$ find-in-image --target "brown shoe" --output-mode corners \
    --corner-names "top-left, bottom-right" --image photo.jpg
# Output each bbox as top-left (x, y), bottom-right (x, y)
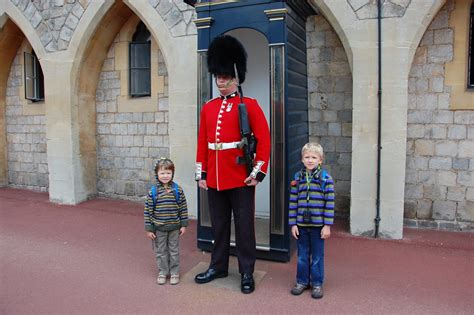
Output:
top-left (291, 283), bottom-right (309, 296)
top-left (311, 285), bottom-right (323, 299)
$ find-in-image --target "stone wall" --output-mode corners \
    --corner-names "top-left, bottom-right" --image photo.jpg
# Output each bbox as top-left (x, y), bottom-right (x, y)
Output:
top-left (95, 35), bottom-right (169, 200)
top-left (5, 52), bottom-right (48, 191)
top-left (307, 15), bottom-right (353, 216)
top-left (11, 0), bottom-right (89, 52)
top-left (149, 0), bottom-right (197, 37)
top-left (405, 0), bottom-right (473, 231)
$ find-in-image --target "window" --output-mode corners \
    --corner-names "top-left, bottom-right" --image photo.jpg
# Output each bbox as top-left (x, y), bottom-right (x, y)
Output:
top-left (468, 4), bottom-right (473, 88)
top-left (129, 22), bottom-right (151, 97)
top-left (24, 51), bottom-right (44, 102)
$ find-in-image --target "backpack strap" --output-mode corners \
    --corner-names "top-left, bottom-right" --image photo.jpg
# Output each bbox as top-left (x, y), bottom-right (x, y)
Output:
top-left (151, 184), bottom-right (157, 208)
top-left (320, 169), bottom-right (329, 192)
top-left (171, 182), bottom-right (180, 203)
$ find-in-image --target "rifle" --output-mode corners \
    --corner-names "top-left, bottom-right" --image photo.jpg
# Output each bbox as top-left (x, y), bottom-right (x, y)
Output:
top-left (234, 64), bottom-right (257, 176)
top-left (237, 103), bottom-right (257, 176)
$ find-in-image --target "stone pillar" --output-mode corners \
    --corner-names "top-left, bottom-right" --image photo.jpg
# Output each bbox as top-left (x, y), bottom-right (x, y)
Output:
top-left (41, 57), bottom-right (87, 204)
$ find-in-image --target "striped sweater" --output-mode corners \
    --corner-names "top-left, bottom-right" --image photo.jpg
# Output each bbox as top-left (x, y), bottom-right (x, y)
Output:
top-left (289, 168), bottom-right (335, 227)
top-left (144, 182), bottom-right (189, 232)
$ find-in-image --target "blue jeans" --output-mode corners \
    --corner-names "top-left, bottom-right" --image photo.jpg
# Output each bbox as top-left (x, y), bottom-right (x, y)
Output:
top-left (296, 226), bottom-right (325, 286)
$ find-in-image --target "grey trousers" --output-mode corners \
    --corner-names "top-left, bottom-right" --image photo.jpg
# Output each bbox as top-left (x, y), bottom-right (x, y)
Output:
top-left (153, 229), bottom-right (180, 275)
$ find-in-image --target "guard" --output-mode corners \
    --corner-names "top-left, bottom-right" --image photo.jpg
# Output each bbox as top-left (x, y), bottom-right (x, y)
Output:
top-left (194, 35), bottom-right (271, 294)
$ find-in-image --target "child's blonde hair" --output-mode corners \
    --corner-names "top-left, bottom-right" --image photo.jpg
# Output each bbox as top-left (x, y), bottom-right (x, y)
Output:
top-left (301, 142), bottom-right (324, 160)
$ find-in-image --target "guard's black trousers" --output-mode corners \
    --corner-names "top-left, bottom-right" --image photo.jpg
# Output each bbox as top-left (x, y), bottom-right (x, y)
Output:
top-left (207, 186), bottom-right (256, 274)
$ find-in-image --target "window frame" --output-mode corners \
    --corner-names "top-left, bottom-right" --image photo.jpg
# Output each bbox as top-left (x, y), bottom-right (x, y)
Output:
top-left (129, 41), bottom-right (151, 97)
top-left (23, 51), bottom-right (44, 102)
top-left (129, 22), bottom-right (152, 98)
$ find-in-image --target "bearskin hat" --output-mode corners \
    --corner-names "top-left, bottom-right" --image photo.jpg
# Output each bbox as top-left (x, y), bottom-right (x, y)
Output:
top-left (207, 35), bottom-right (247, 84)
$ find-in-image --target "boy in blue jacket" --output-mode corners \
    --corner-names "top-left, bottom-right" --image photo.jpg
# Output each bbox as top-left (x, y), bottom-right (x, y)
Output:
top-left (289, 142), bottom-right (335, 299)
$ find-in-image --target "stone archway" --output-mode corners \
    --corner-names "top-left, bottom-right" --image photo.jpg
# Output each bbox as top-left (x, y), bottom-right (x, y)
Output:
top-left (308, 0), bottom-right (447, 238)
top-left (0, 18), bottom-right (25, 187)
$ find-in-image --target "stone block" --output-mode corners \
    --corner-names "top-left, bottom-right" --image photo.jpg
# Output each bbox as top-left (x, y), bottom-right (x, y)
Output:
top-left (415, 79), bottom-right (429, 93)
top-left (434, 141), bottom-right (457, 156)
top-left (432, 200), bottom-right (456, 220)
top-left (416, 199), bottom-right (433, 219)
top-left (429, 77), bottom-right (444, 93)
top-left (418, 220), bottom-right (439, 229)
top-left (405, 169), bottom-right (417, 184)
top-left (311, 123), bottom-right (328, 136)
top-left (405, 184), bottom-right (423, 199)
top-left (437, 93), bottom-right (450, 109)
top-left (433, 110), bottom-right (453, 124)
top-left (342, 123), bottom-right (352, 137)
top-left (146, 124), bottom-right (157, 135)
top-left (408, 111), bottom-right (432, 124)
top-left (457, 171), bottom-right (474, 187)
top-left (322, 110), bottom-right (337, 122)
top-left (458, 141), bottom-right (474, 158)
top-left (65, 13), bottom-right (79, 30)
top-left (456, 201), bottom-right (474, 222)
top-left (428, 10), bottom-right (448, 30)
top-left (59, 26), bottom-right (73, 42)
top-left (71, 3), bottom-right (85, 18)
top-left (122, 136), bottom-right (134, 147)
top-left (403, 219), bottom-right (418, 227)
top-left (424, 125), bottom-right (446, 139)
top-left (447, 186), bottom-right (466, 202)
top-left (447, 125), bottom-right (466, 140)
top-left (319, 137), bottom-right (335, 152)
top-left (422, 64), bottom-right (444, 77)
top-left (157, 124), bottom-right (168, 135)
top-left (409, 65), bottom-right (423, 78)
top-left (436, 170), bottom-right (457, 187)
top-left (453, 158), bottom-right (469, 170)
top-left (116, 113), bottom-right (133, 123)
top-left (133, 136), bottom-right (144, 147)
top-left (143, 113), bottom-right (155, 123)
top-left (335, 137), bottom-right (351, 153)
top-left (404, 200), bottom-right (417, 218)
top-left (454, 111), bottom-right (474, 124)
top-left (414, 139), bottom-right (434, 156)
top-left (338, 109), bottom-right (352, 123)
top-left (407, 124), bottom-right (425, 138)
top-left (413, 46), bottom-right (427, 65)
top-left (429, 157), bottom-right (451, 170)
top-left (433, 29), bottom-right (453, 45)
top-left (468, 127), bottom-right (474, 140)
top-left (418, 170), bottom-right (435, 185)
top-left (423, 184), bottom-right (447, 200)
top-left (328, 123), bottom-right (341, 136)
top-left (466, 188), bottom-right (474, 201)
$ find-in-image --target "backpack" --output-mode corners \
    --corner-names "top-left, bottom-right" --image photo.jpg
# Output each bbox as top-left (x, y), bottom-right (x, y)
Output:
top-left (293, 169), bottom-right (330, 192)
top-left (150, 182), bottom-right (180, 208)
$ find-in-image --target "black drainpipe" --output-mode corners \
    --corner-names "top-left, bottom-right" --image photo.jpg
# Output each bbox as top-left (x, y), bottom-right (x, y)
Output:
top-left (374, 0), bottom-right (382, 238)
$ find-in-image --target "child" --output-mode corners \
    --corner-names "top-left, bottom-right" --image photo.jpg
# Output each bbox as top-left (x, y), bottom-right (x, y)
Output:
top-left (144, 158), bottom-right (188, 285)
top-left (289, 142), bottom-right (335, 299)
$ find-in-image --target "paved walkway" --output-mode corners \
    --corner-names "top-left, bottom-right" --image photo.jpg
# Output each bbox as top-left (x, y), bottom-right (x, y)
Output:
top-left (1, 188), bottom-right (473, 314)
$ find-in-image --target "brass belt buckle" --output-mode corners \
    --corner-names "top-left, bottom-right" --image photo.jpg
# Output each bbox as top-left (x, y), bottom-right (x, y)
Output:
top-left (215, 143), bottom-right (222, 150)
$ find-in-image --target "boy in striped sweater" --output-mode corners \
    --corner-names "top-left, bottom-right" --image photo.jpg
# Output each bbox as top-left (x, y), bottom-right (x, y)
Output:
top-left (289, 142), bottom-right (335, 299)
top-left (144, 158), bottom-right (188, 285)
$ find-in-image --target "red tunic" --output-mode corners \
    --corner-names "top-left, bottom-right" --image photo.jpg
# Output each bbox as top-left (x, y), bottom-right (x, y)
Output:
top-left (196, 94), bottom-right (271, 191)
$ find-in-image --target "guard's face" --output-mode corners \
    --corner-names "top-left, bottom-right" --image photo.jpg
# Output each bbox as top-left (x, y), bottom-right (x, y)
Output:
top-left (215, 75), bottom-right (237, 95)
top-left (302, 151), bottom-right (322, 171)
top-left (157, 168), bottom-right (173, 184)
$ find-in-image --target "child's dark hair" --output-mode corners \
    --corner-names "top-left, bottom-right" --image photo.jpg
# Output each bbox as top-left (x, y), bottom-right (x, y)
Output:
top-left (154, 158), bottom-right (175, 182)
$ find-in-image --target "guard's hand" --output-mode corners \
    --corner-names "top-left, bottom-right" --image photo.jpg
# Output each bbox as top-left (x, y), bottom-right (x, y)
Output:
top-left (198, 179), bottom-right (208, 190)
top-left (291, 225), bottom-right (299, 239)
top-left (146, 232), bottom-right (156, 240)
top-left (244, 176), bottom-right (258, 186)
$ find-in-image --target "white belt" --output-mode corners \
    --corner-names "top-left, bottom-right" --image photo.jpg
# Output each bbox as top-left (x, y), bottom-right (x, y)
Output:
top-left (208, 141), bottom-right (242, 150)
